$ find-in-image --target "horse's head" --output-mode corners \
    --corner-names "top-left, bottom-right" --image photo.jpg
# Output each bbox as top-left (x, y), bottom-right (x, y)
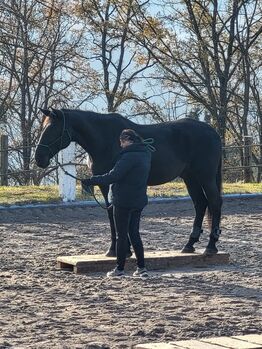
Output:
top-left (35, 108), bottom-right (71, 168)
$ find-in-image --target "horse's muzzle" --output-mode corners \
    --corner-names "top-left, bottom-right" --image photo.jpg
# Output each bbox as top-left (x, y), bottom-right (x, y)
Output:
top-left (35, 151), bottom-right (50, 168)
top-left (35, 158), bottom-right (50, 168)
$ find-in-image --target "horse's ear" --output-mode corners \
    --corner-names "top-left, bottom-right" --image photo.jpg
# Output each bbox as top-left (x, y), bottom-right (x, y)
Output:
top-left (39, 108), bottom-right (51, 116)
top-left (50, 107), bottom-right (62, 118)
top-left (39, 108), bottom-right (57, 118)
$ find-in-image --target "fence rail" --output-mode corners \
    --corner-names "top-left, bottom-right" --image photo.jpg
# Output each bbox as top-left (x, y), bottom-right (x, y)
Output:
top-left (0, 135), bottom-right (261, 187)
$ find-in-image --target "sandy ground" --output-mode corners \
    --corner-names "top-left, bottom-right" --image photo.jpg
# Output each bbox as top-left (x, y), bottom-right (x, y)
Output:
top-left (0, 196), bottom-right (261, 349)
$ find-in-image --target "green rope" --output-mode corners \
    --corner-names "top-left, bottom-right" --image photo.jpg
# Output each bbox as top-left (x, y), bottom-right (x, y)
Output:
top-left (143, 138), bottom-right (156, 152)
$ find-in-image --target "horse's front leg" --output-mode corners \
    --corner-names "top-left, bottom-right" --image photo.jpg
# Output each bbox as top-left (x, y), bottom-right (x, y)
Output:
top-left (99, 185), bottom-right (132, 257)
top-left (105, 205), bottom-right (117, 256)
top-left (98, 185), bottom-right (116, 256)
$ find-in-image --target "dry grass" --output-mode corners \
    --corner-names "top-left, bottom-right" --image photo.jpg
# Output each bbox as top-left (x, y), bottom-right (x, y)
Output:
top-left (0, 181), bottom-right (261, 206)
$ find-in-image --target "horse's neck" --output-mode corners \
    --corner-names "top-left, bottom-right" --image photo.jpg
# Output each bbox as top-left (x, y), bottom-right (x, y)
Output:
top-left (69, 110), bottom-right (132, 160)
top-left (69, 112), bottom-right (102, 157)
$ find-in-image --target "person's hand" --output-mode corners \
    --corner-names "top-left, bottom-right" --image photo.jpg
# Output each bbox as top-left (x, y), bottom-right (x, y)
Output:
top-left (81, 178), bottom-right (92, 192)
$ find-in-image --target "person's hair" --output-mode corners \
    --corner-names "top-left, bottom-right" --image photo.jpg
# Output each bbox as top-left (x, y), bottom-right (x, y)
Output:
top-left (120, 129), bottom-right (143, 144)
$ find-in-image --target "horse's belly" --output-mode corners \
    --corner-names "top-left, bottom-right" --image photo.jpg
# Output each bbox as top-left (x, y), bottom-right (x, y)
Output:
top-left (147, 162), bottom-right (185, 186)
top-left (148, 177), bottom-right (175, 186)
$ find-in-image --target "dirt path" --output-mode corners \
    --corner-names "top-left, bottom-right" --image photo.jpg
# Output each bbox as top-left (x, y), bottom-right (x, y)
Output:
top-left (0, 196), bottom-right (261, 348)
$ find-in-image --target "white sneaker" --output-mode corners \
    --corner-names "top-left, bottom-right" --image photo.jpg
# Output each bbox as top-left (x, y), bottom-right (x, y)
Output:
top-left (107, 267), bottom-right (125, 277)
top-left (133, 267), bottom-right (149, 278)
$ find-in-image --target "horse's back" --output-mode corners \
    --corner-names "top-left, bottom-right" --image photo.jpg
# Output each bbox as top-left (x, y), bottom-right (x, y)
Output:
top-left (172, 119), bottom-right (222, 181)
top-left (138, 118), bottom-right (221, 159)
top-left (171, 118), bottom-right (221, 154)
top-left (138, 118), bottom-right (221, 185)
top-left (68, 110), bottom-right (221, 184)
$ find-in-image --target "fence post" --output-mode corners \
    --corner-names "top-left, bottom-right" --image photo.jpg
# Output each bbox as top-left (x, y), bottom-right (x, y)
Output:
top-left (0, 134), bottom-right (8, 186)
top-left (243, 135), bottom-right (253, 182)
top-left (58, 142), bottom-right (76, 202)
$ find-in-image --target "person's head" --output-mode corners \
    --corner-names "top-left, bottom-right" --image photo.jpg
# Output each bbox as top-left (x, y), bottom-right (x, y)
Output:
top-left (120, 129), bottom-right (143, 148)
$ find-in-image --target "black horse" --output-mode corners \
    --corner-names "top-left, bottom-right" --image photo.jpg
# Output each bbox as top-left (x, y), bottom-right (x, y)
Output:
top-left (35, 108), bottom-right (222, 255)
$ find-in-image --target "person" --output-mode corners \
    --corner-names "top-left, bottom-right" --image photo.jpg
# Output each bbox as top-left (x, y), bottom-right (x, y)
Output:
top-left (81, 129), bottom-right (152, 278)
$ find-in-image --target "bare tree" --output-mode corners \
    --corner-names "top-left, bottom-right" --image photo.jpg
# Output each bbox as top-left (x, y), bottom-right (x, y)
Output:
top-left (76, 0), bottom-right (156, 115)
top-left (131, 0), bottom-right (262, 146)
top-left (0, 0), bottom-right (93, 185)
top-left (225, 0), bottom-right (262, 181)
top-left (249, 58), bottom-right (262, 182)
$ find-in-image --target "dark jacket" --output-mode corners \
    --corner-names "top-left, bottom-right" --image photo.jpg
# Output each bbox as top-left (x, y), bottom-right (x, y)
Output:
top-left (84, 143), bottom-right (152, 209)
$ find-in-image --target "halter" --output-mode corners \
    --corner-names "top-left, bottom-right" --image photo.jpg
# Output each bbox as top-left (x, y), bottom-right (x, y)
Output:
top-left (37, 110), bottom-right (71, 158)
top-left (37, 110), bottom-right (108, 210)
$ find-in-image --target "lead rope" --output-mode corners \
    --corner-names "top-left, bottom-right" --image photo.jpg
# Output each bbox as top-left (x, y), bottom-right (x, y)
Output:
top-left (56, 115), bottom-right (155, 209)
top-left (143, 138), bottom-right (156, 152)
top-left (54, 110), bottom-right (108, 210)
top-left (58, 139), bottom-right (156, 209)
top-left (58, 163), bottom-right (109, 210)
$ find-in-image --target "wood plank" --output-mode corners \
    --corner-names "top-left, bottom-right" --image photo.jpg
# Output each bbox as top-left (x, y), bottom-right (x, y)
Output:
top-left (57, 250), bottom-right (230, 274)
top-left (135, 343), bottom-right (181, 349)
top-left (135, 335), bottom-right (262, 349)
top-left (201, 336), bottom-right (262, 349)
top-left (232, 335), bottom-right (262, 346)
top-left (170, 339), bottom-right (229, 349)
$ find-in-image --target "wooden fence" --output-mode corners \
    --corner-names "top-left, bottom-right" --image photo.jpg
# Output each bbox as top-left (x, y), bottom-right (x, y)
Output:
top-left (0, 134), bottom-right (261, 201)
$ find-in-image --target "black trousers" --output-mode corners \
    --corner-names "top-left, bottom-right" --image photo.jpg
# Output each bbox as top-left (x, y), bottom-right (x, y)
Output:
top-left (113, 206), bottom-right (145, 271)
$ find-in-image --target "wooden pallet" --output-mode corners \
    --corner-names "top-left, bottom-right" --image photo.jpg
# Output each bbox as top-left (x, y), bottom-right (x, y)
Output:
top-left (57, 250), bottom-right (230, 274)
top-left (135, 334), bottom-right (262, 349)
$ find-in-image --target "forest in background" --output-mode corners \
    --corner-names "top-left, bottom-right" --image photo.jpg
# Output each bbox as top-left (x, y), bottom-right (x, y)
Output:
top-left (0, 0), bottom-right (261, 185)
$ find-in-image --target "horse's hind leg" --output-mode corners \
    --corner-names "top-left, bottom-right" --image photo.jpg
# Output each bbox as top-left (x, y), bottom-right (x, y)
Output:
top-left (202, 180), bottom-right (222, 255)
top-left (181, 175), bottom-right (208, 253)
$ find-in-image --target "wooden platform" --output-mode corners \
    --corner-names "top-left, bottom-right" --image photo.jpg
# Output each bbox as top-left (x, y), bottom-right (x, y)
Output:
top-left (135, 334), bottom-right (262, 349)
top-left (57, 250), bottom-right (230, 274)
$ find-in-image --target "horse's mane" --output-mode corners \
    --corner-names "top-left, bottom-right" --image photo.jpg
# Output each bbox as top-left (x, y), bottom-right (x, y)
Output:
top-left (62, 109), bottom-right (137, 128)
top-left (62, 108), bottom-right (131, 123)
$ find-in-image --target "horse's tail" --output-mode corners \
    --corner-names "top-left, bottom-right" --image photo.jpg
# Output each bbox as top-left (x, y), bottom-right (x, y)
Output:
top-left (207, 156), bottom-right (222, 230)
top-left (216, 156), bottom-right (223, 198)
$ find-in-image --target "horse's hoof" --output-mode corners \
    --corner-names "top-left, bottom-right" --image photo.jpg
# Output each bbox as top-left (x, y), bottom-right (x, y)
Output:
top-left (126, 251), bottom-right (132, 258)
top-left (203, 247), bottom-right (218, 256)
top-left (181, 246), bottom-right (195, 253)
top-left (105, 249), bottom-right (116, 257)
